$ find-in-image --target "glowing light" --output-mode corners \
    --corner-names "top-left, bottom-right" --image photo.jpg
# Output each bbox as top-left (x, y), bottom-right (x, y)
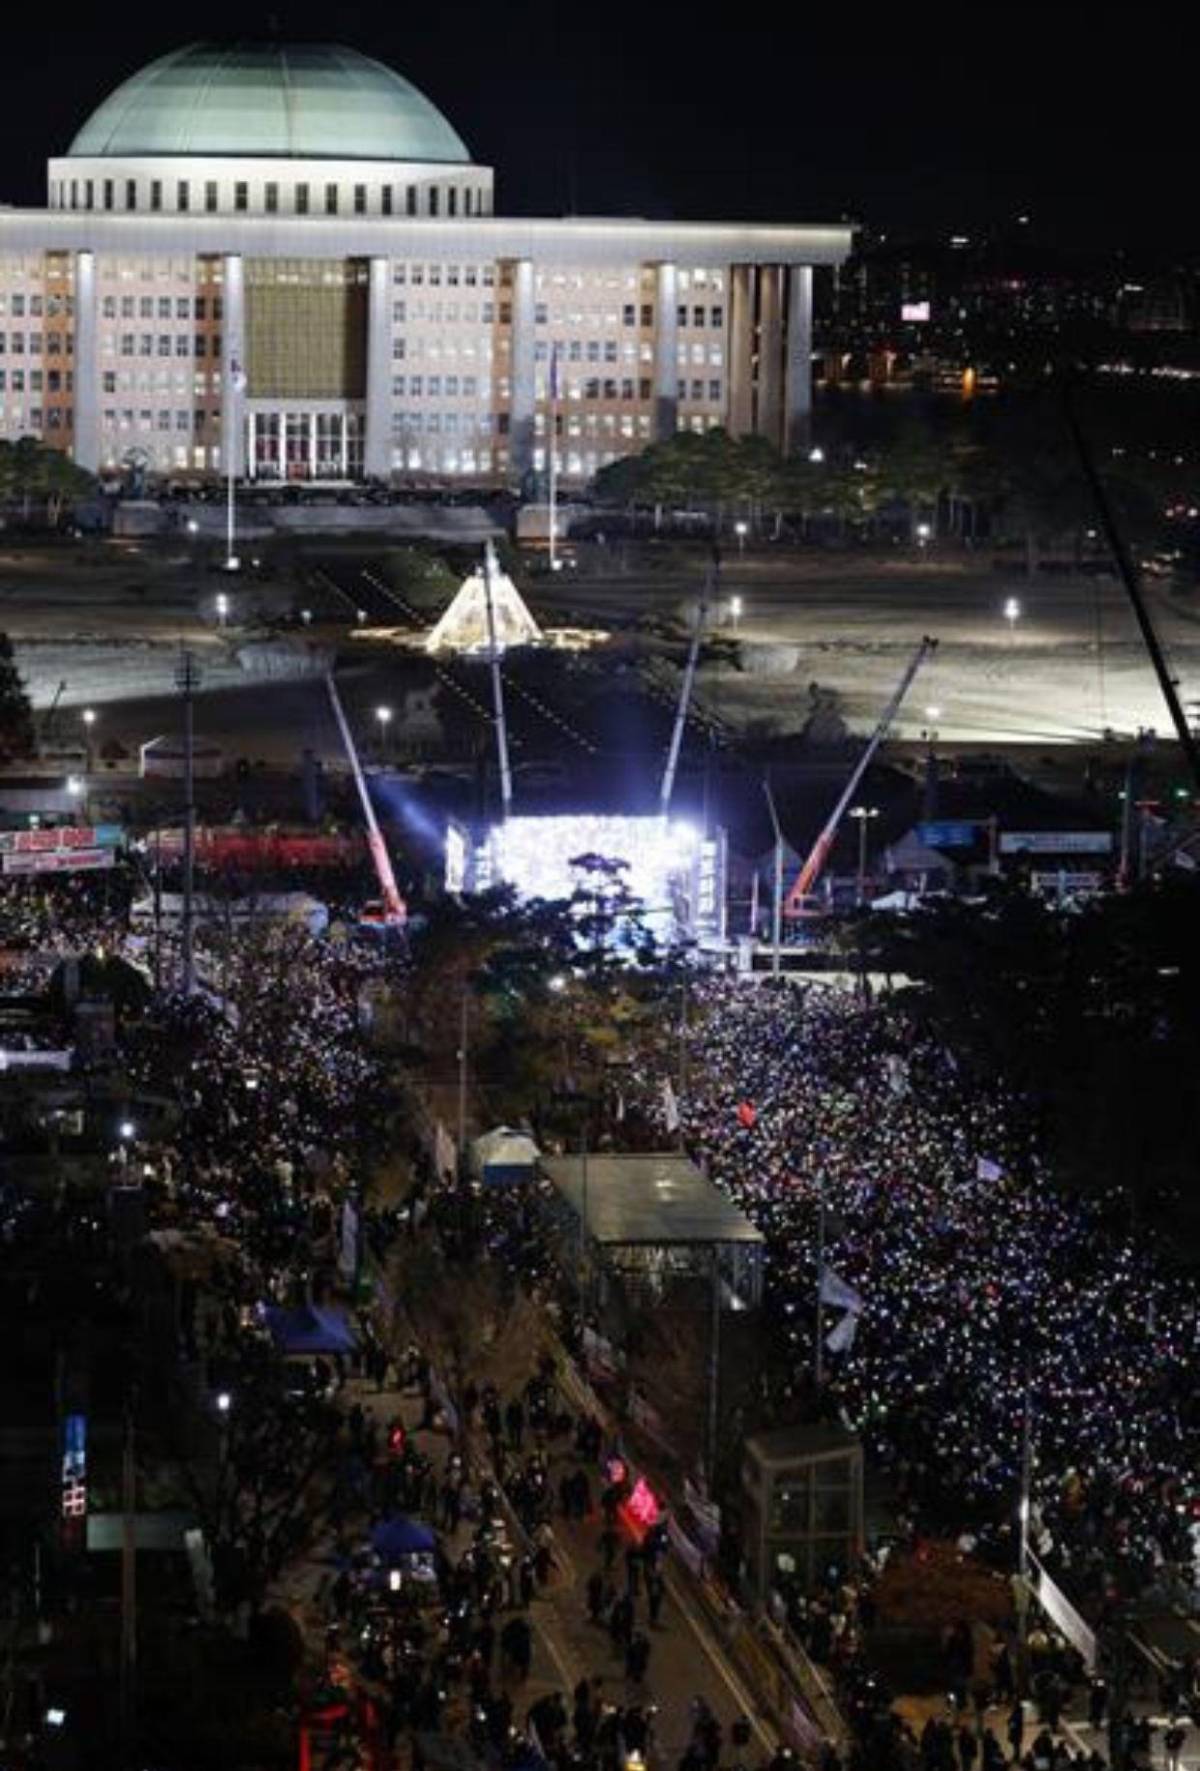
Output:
top-left (216, 1391), bottom-right (232, 1414)
top-left (118, 1120), bottom-right (135, 1140)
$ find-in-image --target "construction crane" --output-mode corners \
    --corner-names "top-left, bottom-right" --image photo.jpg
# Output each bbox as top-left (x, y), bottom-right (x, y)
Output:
top-left (660, 560), bottom-right (715, 815)
top-left (324, 672), bottom-right (406, 927)
top-left (784, 635), bottom-right (937, 918)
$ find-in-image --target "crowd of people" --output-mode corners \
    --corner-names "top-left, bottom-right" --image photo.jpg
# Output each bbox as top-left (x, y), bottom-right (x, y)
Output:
top-left (633, 978), bottom-right (1200, 1623)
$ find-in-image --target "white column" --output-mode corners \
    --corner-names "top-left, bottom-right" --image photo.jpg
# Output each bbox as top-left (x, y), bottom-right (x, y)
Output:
top-left (309, 412), bottom-right (318, 480)
top-left (786, 265), bottom-right (814, 454)
top-left (339, 411), bottom-right (349, 478)
top-left (757, 266), bottom-right (784, 446)
top-left (364, 255), bottom-right (391, 480)
top-left (509, 258), bottom-right (535, 488)
top-left (653, 262), bottom-right (679, 443)
top-left (279, 410), bottom-right (286, 480)
top-left (72, 250), bottom-right (99, 473)
top-left (246, 410), bottom-right (257, 481)
top-left (220, 253), bottom-right (245, 476)
top-left (728, 265), bottom-right (755, 437)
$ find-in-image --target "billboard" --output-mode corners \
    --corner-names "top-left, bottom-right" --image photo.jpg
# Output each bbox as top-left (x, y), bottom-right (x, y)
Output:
top-left (901, 300), bottom-right (931, 323)
top-left (3, 848), bottom-right (115, 876)
top-left (0, 824), bottom-right (122, 854)
top-left (1000, 831), bottom-right (1113, 855)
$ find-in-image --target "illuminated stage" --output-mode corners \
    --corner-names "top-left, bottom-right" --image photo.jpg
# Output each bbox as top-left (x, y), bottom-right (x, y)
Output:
top-left (445, 813), bottom-right (727, 942)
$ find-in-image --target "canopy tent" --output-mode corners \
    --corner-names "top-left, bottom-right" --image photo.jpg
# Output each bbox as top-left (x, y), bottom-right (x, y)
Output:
top-left (471, 1125), bottom-right (540, 1187)
top-left (264, 1303), bottom-right (358, 1357)
top-left (370, 1514), bottom-right (436, 1561)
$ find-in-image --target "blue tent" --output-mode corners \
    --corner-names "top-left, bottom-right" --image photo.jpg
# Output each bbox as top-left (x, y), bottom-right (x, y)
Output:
top-left (264, 1303), bottom-right (358, 1356)
top-left (370, 1514), bottom-right (436, 1561)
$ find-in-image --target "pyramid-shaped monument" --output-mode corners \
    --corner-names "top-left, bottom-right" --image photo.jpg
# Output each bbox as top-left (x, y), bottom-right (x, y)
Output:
top-left (424, 542), bottom-right (543, 656)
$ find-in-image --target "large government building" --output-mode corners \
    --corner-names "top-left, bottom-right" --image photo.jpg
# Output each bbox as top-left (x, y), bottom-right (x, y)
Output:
top-left (0, 42), bottom-right (852, 487)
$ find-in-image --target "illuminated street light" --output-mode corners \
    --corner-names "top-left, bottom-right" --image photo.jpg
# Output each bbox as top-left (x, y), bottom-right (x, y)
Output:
top-left (1003, 596), bottom-right (1021, 644)
top-left (215, 1391), bottom-right (232, 1415)
top-left (81, 708), bottom-right (96, 728)
top-left (730, 594), bottom-right (743, 633)
top-left (376, 705), bottom-right (393, 760)
top-left (118, 1120), bottom-right (135, 1141)
top-left (808, 446), bottom-right (825, 464)
top-left (848, 804), bottom-right (880, 905)
top-left (734, 519), bottom-right (748, 557)
top-left (915, 522), bottom-right (932, 546)
top-left (215, 592), bottom-right (229, 628)
top-left (65, 775), bottom-right (84, 798)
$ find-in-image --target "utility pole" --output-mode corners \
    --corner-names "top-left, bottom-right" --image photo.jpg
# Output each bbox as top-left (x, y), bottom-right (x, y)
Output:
top-left (175, 649), bottom-right (201, 996)
top-left (763, 775), bottom-right (784, 979)
top-left (481, 541), bottom-right (513, 819)
top-left (456, 986), bottom-right (469, 1173)
top-left (814, 1170), bottom-right (827, 1388)
top-left (119, 1405), bottom-right (137, 1750)
top-left (706, 1247), bottom-right (721, 1489)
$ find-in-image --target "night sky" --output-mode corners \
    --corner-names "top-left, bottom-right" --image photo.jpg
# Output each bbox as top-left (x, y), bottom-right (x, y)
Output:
top-left (0, 3), bottom-right (1193, 250)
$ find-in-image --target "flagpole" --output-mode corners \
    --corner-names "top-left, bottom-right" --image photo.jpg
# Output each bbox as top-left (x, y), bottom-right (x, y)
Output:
top-left (548, 346), bottom-right (559, 575)
top-left (815, 1169), bottom-right (826, 1387)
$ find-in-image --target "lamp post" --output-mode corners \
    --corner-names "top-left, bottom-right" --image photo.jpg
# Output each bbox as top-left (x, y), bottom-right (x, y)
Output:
top-left (81, 707), bottom-right (96, 773)
top-left (729, 594), bottom-right (743, 634)
top-left (375, 705), bottom-right (393, 760)
top-left (1003, 596), bottom-right (1021, 646)
top-left (848, 804), bottom-right (880, 905)
top-left (734, 519), bottom-right (748, 557)
top-left (215, 592), bottom-right (229, 629)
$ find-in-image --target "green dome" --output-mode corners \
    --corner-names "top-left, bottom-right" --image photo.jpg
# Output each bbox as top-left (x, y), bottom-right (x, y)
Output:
top-left (67, 41), bottom-right (471, 164)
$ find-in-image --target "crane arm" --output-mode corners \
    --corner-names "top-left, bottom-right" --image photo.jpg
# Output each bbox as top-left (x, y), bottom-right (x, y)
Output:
top-left (784, 636), bottom-right (937, 917)
top-left (324, 673), bottom-right (406, 924)
top-left (660, 562), bottom-right (715, 815)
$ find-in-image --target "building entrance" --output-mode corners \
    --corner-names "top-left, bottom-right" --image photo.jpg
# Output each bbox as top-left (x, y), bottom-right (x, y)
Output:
top-left (247, 409), bottom-right (364, 481)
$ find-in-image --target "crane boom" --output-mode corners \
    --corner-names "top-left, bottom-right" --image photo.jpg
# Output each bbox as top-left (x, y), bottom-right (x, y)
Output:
top-left (324, 672), bottom-right (406, 924)
top-left (481, 540), bottom-right (513, 818)
top-left (660, 562), bottom-right (715, 815)
top-left (784, 635), bottom-right (937, 917)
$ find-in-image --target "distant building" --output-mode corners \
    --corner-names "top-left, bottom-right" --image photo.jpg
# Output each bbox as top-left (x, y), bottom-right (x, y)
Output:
top-left (0, 41), bottom-right (851, 486)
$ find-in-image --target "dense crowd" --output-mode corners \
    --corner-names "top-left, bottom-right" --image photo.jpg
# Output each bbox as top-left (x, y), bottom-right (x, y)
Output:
top-left (648, 979), bottom-right (1200, 1616)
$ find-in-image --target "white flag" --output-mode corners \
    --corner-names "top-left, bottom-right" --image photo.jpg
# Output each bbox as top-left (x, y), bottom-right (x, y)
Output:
top-left (661, 1077), bottom-right (680, 1134)
top-left (976, 1156), bottom-right (1003, 1182)
top-left (820, 1267), bottom-right (863, 1314)
top-left (826, 1311), bottom-right (859, 1354)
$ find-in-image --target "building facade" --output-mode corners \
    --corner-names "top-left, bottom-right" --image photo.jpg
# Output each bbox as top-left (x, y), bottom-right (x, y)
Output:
top-left (0, 42), bottom-right (851, 487)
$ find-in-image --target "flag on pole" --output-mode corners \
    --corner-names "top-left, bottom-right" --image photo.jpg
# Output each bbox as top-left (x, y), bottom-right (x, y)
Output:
top-left (820, 1268), bottom-right (864, 1314)
top-left (826, 1311), bottom-right (860, 1354)
top-left (549, 343), bottom-right (559, 401)
top-left (661, 1077), bottom-right (680, 1133)
top-left (976, 1155), bottom-right (1003, 1182)
top-left (230, 356), bottom-right (247, 394)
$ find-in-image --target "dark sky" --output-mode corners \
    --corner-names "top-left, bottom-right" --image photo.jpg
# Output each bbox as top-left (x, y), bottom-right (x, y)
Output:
top-left (1, 3), bottom-right (1193, 250)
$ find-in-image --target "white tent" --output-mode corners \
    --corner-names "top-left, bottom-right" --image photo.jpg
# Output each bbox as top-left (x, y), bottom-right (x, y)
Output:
top-left (471, 1124), bottom-right (540, 1186)
top-left (425, 542), bottom-right (542, 655)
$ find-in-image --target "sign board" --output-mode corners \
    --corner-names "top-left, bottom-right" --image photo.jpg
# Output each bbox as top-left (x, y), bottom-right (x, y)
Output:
top-left (1031, 871), bottom-right (1104, 897)
top-left (901, 300), bottom-right (931, 323)
top-left (3, 848), bottom-right (115, 876)
top-left (1029, 1551), bottom-right (1097, 1670)
top-left (1000, 831), bottom-right (1113, 855)
top-left (918, 821), bottom-right (978, 849)
top-left (0, 825), bottom-right (121, 854)
top-left (61, 1412), bottom-right (87, 1537)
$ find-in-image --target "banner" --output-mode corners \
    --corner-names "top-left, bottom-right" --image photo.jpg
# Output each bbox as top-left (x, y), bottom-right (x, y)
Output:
top-left (338, 1199), bottom-right (359, 1284)
top-left (4, 848), bottom-right (114, 876)
top-left (826, 1311), bottom-right (860, 1353)
top-left (976, 1156), bottom-right (1004, 1182)
top-left (1028, 1550), bottom-right (1097, 1670)
top-left (0, 825), bottom-right (122, 855)
top-left (661, 1077), bottom-right (680, 1134)
top-left (820, 1268), bottom-right (864, 1314)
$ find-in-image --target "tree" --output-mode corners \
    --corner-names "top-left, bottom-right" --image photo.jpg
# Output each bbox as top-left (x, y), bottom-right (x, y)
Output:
top-left (0, 633), bottom-right (33, 762)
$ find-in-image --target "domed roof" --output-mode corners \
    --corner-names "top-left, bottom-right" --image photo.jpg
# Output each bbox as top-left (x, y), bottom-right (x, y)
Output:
top-left (67, 41), bottom-right (471, 164)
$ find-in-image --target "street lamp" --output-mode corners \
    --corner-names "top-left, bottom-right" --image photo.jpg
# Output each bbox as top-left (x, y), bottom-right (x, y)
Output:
top-left (808, 445), bottom-right (825, 464)
top-left (734, 520), bottom-right (748, 557)
top-left (848, 804), bottom-right (880, 905)
top-left (916, 521), bottom-right (932, 547)
top-left (1003, 596), bottom-right (1021, 644)
top-left (548, 973), bottom-right (568, 993)
top-left (215, 592), bottom-right (229, 628)
top-left (375, 705), bottom-right (393, 759)
top-left (215, 1391), bottom-right (232, 1416)
top-left (118, 1120), bottom-right (136, 1141)
top-left (65, 775), bottom-right (85, 804)
top-left (730, 594), bottom-right (743, 633)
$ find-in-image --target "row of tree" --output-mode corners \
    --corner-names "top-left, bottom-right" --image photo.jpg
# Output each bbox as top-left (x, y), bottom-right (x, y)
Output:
top-left (592, 394), bottom-right (1176, 570)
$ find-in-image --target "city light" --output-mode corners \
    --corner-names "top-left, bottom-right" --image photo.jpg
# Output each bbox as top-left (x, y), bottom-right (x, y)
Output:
top-left (1003, 596), bottom-right (1022, 643)
top-left (118, 1121), bottom-right (135, 1140)
top-left (730, 595), bottom-right (743, 631)
top-left (375, 706), bottom-right (392, 726)
top-left (65, 775), bottom-right (84, 797)
top-left (216, 1391), bottom-right (232, 1414)
top-left (734, 520), bottom-right (748, 557)
top-left (808, 446), bottom-right (825, 463)
top-left (81, 708), bottom-right (96, 728)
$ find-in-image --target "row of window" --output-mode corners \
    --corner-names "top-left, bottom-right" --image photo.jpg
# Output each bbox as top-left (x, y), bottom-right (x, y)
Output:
top-left (0, 334), bottom-right (71, 356)
top-left (102, 409), bottom-right (200, 433)
top-left (102, 334), bottom-right (221, 359)
top-left (0, 406), bottom-right (70, 428)
top-left (0, 295), bottom-right (70, 318)
top-left (390, 375), bottom-right (484, 399)
top-left (0, 371), bottom-right (71, 393)
top-left (393, 264), bottom-right (500, 288)
top-left (53, 177), bottom-right (492, 220)
top-left (101, 371), bottom-right (213, 394)
top-left (393, 300), bottom-right (505, 326)
top-left (101, 295), bottom-right (219, 320)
